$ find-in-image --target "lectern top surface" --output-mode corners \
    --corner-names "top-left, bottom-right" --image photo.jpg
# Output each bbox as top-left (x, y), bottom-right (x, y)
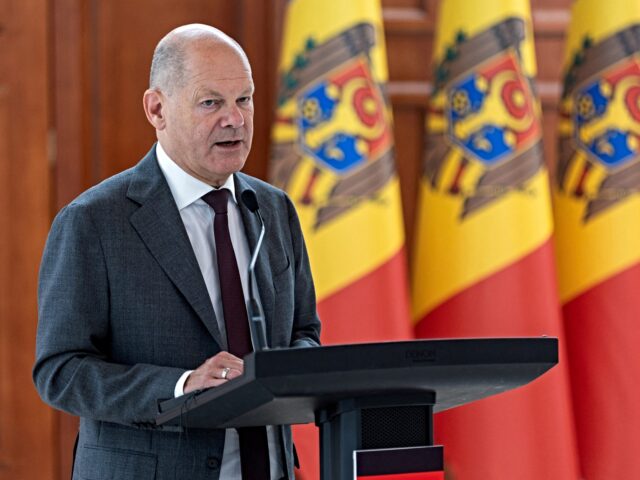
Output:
top-left (156, 337), bottom-right (557, 428)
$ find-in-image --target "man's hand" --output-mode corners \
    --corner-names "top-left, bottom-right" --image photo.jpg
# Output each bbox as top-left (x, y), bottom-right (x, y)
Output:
top-left (184, 351), bottom-right (244, 393)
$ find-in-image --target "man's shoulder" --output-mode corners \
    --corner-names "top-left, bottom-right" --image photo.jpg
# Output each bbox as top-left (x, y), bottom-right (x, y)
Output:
top-left (64, 147), bottom-right (158, 212)
top-left (66, 167), bottom-right (136, 212)
top-left (46, 166), bottom-right (140, 239)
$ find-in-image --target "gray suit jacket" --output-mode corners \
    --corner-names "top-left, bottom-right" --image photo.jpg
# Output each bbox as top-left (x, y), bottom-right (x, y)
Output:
top-left (33, 146), bottom-right (321, 480)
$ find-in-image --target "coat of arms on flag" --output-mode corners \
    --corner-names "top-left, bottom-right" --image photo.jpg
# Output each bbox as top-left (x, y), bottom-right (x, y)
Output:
top-left (557, 25), bottom-right (640, 220)
top-left (271, 23), bottom-right (395, 229)
top-left (425, 17), bottom-right (544, 218)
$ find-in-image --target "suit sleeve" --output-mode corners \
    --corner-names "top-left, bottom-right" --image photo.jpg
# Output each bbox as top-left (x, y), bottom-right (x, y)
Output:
top-left (33, 203), bottom-right (184, 426)
top-left (284, 193), bottom-right (322, 348)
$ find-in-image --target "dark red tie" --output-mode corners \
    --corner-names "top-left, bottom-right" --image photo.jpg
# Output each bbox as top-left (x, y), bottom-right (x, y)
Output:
top-left (202, 189), bottom-right (271, 479)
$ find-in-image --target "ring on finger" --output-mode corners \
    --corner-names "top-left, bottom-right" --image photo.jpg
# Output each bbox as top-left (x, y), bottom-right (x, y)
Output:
top-left (221, 367), bottom-right (231, 380)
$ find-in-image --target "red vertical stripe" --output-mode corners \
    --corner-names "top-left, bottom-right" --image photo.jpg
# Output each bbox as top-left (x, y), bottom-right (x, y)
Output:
top-left (563, 262), bottom-right (640, 479)
top-left (416, 241), bottom-right (580, 479)
top-left (319, 248), bottom-right (413, 344)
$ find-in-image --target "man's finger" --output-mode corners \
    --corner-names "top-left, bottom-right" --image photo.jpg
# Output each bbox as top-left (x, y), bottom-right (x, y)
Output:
top-left (225, 368), bottom-right (242, 380)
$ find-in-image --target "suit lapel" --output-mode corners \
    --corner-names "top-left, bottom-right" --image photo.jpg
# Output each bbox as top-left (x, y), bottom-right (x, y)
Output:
top-left (235, 175), bottom-right (276, 347)
top-left (126, 148), bottom-right (224, 346)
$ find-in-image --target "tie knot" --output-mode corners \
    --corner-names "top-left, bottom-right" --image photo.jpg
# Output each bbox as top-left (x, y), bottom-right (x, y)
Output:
top-left (202, 188), bottom-right (230, 214)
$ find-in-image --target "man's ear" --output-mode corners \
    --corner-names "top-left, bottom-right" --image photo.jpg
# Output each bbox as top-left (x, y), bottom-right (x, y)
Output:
top-left (143, 89), bottom-right (167, 130)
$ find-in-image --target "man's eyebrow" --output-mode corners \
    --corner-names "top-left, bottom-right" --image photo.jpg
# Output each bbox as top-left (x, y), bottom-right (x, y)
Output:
top-left (194, 87), bottom-right (255, 99)
top-left (238, 86), bottom-right (255, 96)
top-left (195, 89), bottom-right (224, 98)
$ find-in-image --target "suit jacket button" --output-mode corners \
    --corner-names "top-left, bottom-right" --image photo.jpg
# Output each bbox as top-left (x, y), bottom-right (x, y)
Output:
top-left (206, 457), bottom-right (220, 469)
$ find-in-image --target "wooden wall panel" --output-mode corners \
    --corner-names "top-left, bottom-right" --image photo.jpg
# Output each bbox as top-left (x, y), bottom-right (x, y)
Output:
top-left (393, 106), bottom-right (428, 253)
top-left (532, 5), bottom-right (571, 176)
top-left (54, 0), bottom-right (92, 210)
top-left (237, 0), bottom-right (278, 181)
top-left (0, 1), bottom-right (57, 479)
top-left (0, 4), bottom-right (10, 473)
top-left (383, 0), bottom-right (434, 259)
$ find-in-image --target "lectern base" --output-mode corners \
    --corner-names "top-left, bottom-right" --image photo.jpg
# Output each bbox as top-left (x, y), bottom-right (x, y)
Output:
top-left (355, 446), bottom-right (444, 479)
top-left (317, 393), bottom-right (437, 480)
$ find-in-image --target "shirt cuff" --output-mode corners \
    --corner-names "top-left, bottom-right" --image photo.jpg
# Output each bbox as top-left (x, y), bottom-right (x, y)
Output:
top-left (174, 370), bottom-right (194, 397)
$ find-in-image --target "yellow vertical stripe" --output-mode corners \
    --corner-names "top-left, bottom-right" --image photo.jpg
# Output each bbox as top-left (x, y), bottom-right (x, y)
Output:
top-left (279, 0), bottom-right (389, 82)
top-left (433, 0), bottom-right (537, 77)
top-left (554, 191), bottom-right (640, 302)
top-left (562, 0), bottom-right (640, 66)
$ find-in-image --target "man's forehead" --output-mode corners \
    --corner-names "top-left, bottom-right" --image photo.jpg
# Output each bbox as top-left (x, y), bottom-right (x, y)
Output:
top-left (185, 48), bottom-right (250, 78)
top-left (188, 68), bottom-right (254, 89)
top-left (187, 38), bottom-right (250, 67)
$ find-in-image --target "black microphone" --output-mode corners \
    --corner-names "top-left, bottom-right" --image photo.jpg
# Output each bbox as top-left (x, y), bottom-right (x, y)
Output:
top-left (240, 189), bottom-right (269, 351)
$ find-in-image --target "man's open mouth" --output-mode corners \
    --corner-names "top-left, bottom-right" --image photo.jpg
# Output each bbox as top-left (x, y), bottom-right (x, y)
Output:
top-left (214, 140), bottom-right (242, 147)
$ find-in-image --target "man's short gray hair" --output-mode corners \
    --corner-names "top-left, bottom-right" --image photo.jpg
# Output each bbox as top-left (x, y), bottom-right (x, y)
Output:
top-left (149, 39), bottom-right (186, 93)
top-left (148, 24), bottom-right (249, 94)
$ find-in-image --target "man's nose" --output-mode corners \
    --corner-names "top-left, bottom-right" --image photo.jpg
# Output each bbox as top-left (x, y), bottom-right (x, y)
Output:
top-left (220, 105), bottom-right (245, 128)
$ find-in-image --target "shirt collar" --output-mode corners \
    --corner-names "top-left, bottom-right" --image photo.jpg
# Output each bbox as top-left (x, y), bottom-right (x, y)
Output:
top-left (155, 142), bottom-right (237, 210)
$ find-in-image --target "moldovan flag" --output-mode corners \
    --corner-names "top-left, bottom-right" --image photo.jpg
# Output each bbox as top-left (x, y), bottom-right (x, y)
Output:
top-left (412, 0), bottom-right (580, 478)
top-left (555, 1), bottom-right (640, 478)
top-left (269, 0), bottom-right (412, 478)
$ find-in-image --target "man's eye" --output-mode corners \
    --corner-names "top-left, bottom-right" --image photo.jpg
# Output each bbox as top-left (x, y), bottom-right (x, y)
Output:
top-left (201, 99), bottom-right (217, 107)
top-left (238, 97), bottom-right (252, 104)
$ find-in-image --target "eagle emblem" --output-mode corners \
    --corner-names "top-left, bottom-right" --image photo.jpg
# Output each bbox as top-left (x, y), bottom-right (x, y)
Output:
top-left (270, 23), bottom-right (396, 229)
top-left (557, 25), bottom-right (640, 220)
top-left (425, 18), bottom-right (544, 219)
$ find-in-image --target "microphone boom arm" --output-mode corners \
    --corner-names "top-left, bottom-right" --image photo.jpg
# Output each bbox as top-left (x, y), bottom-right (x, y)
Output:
top-left (245, 197), bottom-right (269, 351)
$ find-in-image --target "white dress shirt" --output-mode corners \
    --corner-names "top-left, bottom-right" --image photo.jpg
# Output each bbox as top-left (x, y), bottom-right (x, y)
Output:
top-left (156, 143), bottom-right (283, 479)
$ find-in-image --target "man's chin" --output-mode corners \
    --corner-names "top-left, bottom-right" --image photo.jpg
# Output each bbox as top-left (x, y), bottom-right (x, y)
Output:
top-left (201, 158), bottom-right (247, 184)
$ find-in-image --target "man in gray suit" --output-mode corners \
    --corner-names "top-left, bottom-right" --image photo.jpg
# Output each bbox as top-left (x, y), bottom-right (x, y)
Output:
top-left (33, 24), bottom-right (321, 480)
